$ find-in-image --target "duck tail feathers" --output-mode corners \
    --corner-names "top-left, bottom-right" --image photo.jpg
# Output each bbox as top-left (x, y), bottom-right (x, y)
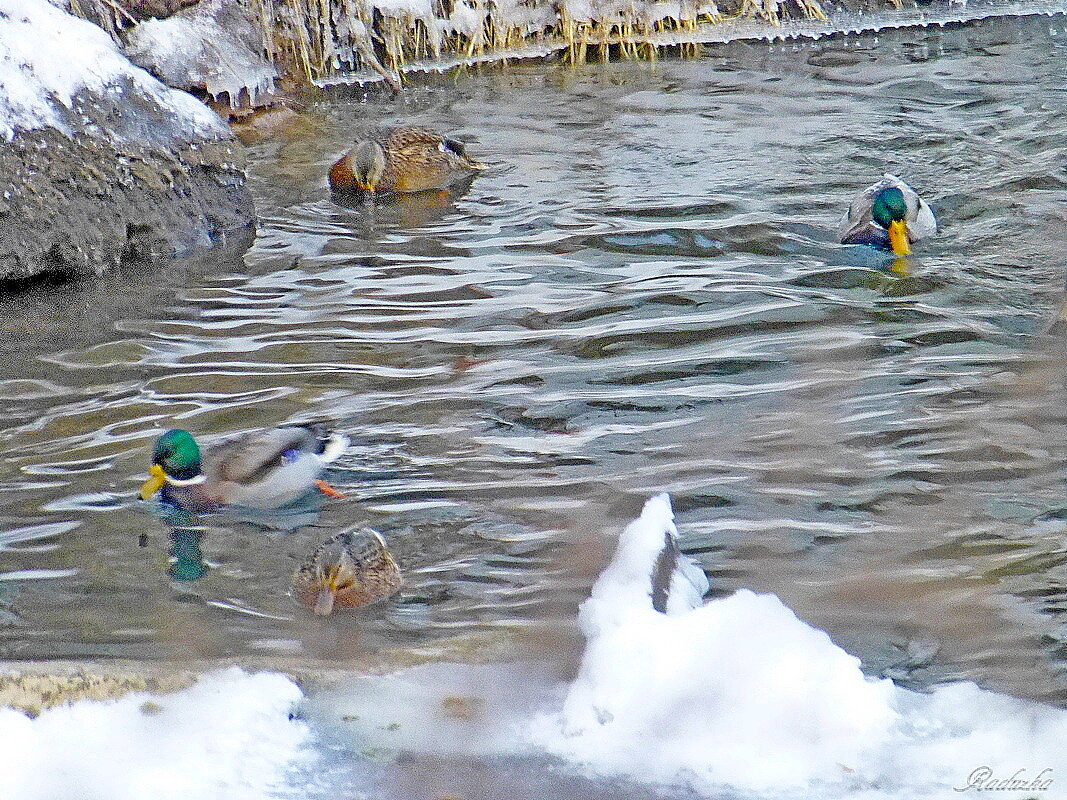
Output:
top-left (319, 432), bottom-right (350, 463)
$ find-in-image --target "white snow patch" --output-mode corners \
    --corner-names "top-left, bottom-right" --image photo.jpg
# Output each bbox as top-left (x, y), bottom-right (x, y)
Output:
top-left (0, 0), bottom-right (226, 139)
top-left (560, 0), bottom-right (595, 22)
top-left (439, 0), bottom-right (486, 37)
top-left (0, 667), bottom-right (312, 800)
top-left (124, 3), bottom-right (277, 107)
top-left (531, 494), bottom-right (1067, 798)
top-left (374, 0), bottom-right (436, 20)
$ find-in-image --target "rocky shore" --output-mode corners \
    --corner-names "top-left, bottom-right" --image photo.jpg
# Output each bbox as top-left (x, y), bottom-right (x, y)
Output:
top-left (0, 0), bottom-right (254, 285)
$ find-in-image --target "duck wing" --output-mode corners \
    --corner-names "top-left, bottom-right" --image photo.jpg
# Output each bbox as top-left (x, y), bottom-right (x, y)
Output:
top-left (380, 127), bottom-right (481, 191)
top-left (838, 175), bottom-right (893, 244)
top-left (906, 192), bottom-right (937, 240)
top-left (338, 528), bottom-right (398, 572)
top-left (441, 136), bottom-right (484, 169)
top-left (205, 424), bottom-right (332, 485)
top-left (381, 126), bottom-right (442, 150)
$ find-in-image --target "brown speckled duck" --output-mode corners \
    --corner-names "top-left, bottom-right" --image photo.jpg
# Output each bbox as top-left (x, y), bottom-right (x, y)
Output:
top-left (292, 528), bottom-right (402, 616)
top-left (328, 126), bottom-right (484, 194)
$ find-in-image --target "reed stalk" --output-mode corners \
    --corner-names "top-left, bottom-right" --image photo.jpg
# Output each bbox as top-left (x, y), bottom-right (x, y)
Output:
top-left (67, 0), bottom-right (906, 87)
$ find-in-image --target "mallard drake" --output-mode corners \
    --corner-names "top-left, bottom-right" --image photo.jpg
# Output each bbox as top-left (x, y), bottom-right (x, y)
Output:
top-left (139, 424), bottom-right (349, 512)
top-left (328, 126), bottom-right (484, 194)
top-left (838, 174), bottom-right (937, 256)
top-left (292, 528), bottom-right (402, 616)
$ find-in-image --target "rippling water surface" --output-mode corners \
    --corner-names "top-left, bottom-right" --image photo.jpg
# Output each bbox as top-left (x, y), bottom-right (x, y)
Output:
top-left (1, 14), bottom-right (1065, 703)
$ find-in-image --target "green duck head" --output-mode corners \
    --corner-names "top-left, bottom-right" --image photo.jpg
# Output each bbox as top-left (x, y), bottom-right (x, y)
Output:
top-left (140, 429), bottom-right (203, 499)
top-left (871, 186), bottom-right (911, 256)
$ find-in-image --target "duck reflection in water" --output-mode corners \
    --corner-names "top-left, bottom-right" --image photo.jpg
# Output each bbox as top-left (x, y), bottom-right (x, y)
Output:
top-left (142, 490), bottom-right (326, 583)
top-left (168, 527), bottom-right (207, 582)
top-left (331, 173), bottom-right (479, 231)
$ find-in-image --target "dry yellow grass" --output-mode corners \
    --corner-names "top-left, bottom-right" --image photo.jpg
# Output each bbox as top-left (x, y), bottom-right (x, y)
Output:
top-left (0, 666), bottom-right (196, 717)
top-left (71, 0), bottom-right (896, 89)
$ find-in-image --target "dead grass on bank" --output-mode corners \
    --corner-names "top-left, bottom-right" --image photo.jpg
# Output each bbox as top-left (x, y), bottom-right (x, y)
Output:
top-left (218, 0), bottom-right (845, 86)
top-left (0, 667), bottom-right (197, 717)
top-left (68, 0), bottom-right (901, 94)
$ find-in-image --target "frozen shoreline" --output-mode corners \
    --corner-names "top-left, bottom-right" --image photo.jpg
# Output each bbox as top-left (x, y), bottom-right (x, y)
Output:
top-left (316, 0), bottom-right (1067, 86)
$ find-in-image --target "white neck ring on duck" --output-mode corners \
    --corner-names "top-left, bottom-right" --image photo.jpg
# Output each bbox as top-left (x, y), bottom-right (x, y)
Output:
top-left (166, 474), bottom-right (207, 487)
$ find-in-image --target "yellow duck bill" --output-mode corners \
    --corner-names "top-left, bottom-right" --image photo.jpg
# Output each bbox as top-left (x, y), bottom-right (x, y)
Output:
top-left (139, 464), bottom-right (168, 500)
top-left (888, 219), bottom-right (911, 256)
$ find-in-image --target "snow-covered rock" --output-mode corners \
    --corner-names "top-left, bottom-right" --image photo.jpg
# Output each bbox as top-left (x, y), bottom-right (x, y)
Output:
top-left (124, 0), bottom-right (278, 110)
top-left (0, 0), bottom-right (253, 283)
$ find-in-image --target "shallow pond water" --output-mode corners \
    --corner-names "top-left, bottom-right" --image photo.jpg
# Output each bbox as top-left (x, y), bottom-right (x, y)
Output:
top-left (0, 13), bottom-right (1065, 713)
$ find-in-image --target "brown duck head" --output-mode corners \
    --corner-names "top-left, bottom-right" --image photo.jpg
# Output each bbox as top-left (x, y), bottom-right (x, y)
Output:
top-left (333, 140), bottom-right (387, 193)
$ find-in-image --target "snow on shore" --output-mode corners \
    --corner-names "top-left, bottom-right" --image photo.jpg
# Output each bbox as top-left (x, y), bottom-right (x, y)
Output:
top-left (0, 667), bottom-right (311, 800)
top-left (0, 497), bottom-right (1062, 800)
top-left (0, 0), bottom-right (225, 139)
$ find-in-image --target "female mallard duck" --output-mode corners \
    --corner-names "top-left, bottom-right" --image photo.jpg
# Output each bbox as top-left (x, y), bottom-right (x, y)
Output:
top-left (139, 424), bottom-right (349, 512)
top-left (838, 174), bottom-right (937, 256)
top-left (292, 528), bottom-right (402, 616)
top-left (328, 126), bottom-right (484, 194)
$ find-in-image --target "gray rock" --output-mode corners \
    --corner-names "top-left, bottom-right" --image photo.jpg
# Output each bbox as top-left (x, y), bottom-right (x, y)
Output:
top-left (0, 89), bottom-right (254, 282)
top-left (0, 0), bottom-right (254, 285)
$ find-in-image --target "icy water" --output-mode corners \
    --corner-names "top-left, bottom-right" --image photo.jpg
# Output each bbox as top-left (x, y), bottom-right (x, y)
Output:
top-left (0, 12), bottom-right (1065, 715)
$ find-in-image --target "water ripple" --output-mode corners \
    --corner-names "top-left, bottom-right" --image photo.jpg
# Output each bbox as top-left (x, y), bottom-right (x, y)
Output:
top-left (0, 16), bottom-right (1063, 701)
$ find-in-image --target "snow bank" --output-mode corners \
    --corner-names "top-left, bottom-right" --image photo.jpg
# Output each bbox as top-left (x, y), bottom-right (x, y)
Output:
top-left (0, 667), bottom-right (312, 800)
top-left (532, 494), bottom-right (1067, 798)
top-left (0, 0), bottom-right (250, 281)
top-left (0, 0), bottom-right (225, 139)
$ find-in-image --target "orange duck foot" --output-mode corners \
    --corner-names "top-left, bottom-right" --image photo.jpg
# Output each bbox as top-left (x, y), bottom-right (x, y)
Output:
top-left (315, 480), bottom-right (345, 499)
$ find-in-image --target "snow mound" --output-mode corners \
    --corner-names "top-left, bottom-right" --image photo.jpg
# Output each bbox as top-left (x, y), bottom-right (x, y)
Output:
top-left (0, 667), bottom-right (312, 800)
top-left (532, 494), bottom-right (1067, 798)
top-left (0, 0), bottom-right (226, 139)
